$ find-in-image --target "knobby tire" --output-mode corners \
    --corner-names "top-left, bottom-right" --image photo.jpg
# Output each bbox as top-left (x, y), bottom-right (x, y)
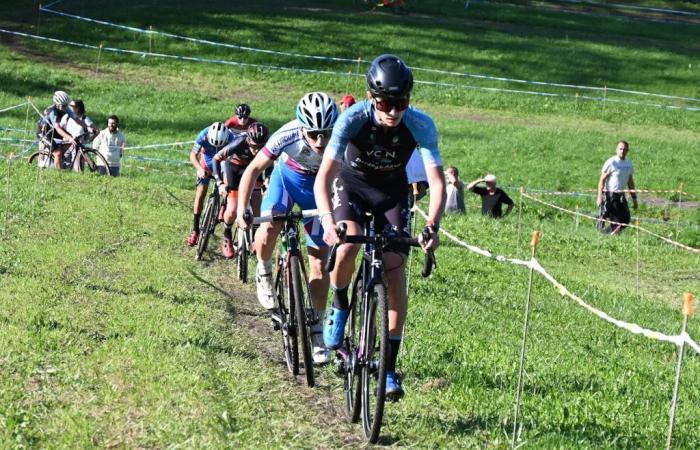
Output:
top-left (345, 274), bottom-right (363, 423)
top-left (196, 195), bottom-right (217, 260)
top-left (291, 256), bottom-right (314, 387)
top-left (360, 283), bottom-right (389, 443)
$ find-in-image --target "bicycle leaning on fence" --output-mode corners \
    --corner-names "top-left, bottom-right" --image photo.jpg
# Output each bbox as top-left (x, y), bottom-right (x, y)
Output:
top-left (325, 217), bottom-right (435, 443)
top-left (251, 209), bottom-right (319, 387)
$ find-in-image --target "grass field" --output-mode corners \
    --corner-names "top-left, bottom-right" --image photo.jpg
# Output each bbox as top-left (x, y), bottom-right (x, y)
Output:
top-left (1, 0), bottom-right (699, 448)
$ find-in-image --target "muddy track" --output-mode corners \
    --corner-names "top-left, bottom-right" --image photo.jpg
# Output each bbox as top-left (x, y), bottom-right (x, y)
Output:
top-left (194, 254), bottom-right (369, 447)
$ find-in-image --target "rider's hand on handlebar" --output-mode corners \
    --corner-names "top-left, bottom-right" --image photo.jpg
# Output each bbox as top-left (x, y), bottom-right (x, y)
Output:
top-left (236, 209), bottom-right (252, 231)
top-left (419, 226), bottom-right (440, 253)
top-left (322, 218), bottom-right (342, 246)
top-left (217, 182), bottom-right (227, 198)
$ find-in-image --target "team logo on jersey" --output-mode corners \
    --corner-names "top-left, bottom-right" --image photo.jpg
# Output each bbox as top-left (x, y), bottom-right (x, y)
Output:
top-left (369, 134), bottom-right (375, 143)
top-left (392, 136), bottom-right (399, 144)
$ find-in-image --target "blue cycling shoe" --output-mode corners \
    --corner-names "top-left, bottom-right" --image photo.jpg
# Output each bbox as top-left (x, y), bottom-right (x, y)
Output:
top-left (323, 306), bottom-right (349, 349)
top-left (385, 371), bottom-right (404, 401)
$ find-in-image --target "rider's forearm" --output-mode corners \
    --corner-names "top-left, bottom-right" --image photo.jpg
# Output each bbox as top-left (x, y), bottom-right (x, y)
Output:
top-left (313, 159), bottom-right (339, 225)
top-left (426, 166), bottom-right (446, 228)
top-left (55, 126), bottom-right (73, 142)
top-left (237, 165), bottom-right (264, 216)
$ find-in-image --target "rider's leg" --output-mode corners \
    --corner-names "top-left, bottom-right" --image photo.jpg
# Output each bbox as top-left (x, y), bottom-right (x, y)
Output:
top-left (306, 246), bottom-right (329, 312)
top-left (192, 182), bottom-right (208, 229)
top-left (52, 148), bottom-right (63, 170)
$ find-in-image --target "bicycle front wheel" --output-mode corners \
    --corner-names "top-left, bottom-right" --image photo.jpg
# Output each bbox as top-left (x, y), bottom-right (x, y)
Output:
top-left (291, 255), bottom-right (314, 387)
top-left (344, 274), bottom-right (363, 422)
top-left (80, 149), bottom-right (110, 173)
top-left (275, 259), bottom-right (299, 375)
top-left (236, 228), bottom-right (249, 283)
top-left (360, 283), bottom-right (389, 443)
top-left (196, 195), bottom-right (218, 260)
top-left (29, 151), bottom-right (52, 168)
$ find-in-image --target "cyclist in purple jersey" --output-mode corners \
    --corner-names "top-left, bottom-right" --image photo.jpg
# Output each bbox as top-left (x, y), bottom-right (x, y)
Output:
top-left (237, 92), bottom-right (338, 365)
top-left (314, 55), bottom-right (446, 398)
top-left (211, 122), bottom-right (270, 259)
top-left (186, 122), bottom-right (236, 247)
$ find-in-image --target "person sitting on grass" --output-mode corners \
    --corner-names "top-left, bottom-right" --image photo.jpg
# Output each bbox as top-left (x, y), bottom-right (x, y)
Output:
top-left (467, 174), bottom-right (514, 218)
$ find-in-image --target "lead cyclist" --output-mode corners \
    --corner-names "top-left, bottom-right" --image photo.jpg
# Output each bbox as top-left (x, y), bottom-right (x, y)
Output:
top-left (313, 54), bottom-right (446, 399)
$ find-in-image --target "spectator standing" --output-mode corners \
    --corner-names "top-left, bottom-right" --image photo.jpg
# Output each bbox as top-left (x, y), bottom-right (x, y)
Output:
top-left (444, 166), bottom-right (465, 213)
top-left (596, 140), bottom-right (637, 234)
top-left (467, 174), bottom-right (514, 218)
top-left (92, 115), bottom-right (126, 177)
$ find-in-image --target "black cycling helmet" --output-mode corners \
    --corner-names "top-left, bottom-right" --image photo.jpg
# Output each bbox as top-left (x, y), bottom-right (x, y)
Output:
top-left (246, 122), bottom-right (269, 146)
top-left (235, 103), bottom-right (251, 119)
top-left (366, 54), bottom-right (413, 99)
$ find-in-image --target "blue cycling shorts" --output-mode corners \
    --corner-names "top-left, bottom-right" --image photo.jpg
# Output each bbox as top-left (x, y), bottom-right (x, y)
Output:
top-left (261, 162), bottom-right (325, 248)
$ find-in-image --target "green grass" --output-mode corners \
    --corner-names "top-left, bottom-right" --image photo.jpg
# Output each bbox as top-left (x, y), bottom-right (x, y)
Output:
top-left (1, 0), bottom-right (699, 448)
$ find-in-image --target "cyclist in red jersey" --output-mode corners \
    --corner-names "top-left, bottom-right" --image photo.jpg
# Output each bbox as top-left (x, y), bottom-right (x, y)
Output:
top-left (225, 103), bottom-right (257, 133)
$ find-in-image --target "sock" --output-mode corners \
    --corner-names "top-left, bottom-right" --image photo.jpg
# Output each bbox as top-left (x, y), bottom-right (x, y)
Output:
top-left (388, 336), bottom-right (402, 373)
top-left (193, 214), bottom-right (201, 232)
top-left (331, 284), bottom-right (349, 310)
top-left (257, 259), bottom-right (272, 275)
top-left (224, 223), bottom-right (233, 240)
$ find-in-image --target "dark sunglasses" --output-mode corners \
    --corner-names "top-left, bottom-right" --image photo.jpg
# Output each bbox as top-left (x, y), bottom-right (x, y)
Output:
top-left (374, 97), bottom-right (409, 113)
top-left (305, 129), bottom-right (332, 140)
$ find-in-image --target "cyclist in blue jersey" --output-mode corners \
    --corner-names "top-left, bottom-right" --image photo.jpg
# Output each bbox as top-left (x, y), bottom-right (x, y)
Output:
top-left (314, 54), bottom-right (446, 399)
top-left (187, 122), bottom-right (236, 247)
top-left (236, 92), bottom-right (338, 365)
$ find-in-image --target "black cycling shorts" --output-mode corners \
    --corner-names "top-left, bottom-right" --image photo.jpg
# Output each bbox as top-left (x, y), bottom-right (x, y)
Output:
top-left (333, 168), bottom-right (411, 255)
top-left (222, 161), bottom-right (263, 191)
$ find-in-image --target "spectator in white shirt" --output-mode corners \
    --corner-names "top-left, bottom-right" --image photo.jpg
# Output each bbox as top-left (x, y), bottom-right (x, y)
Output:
top-left (596, 140), bottom-right (637, 234)
top-left (92, 115), bottom-right (126, 177)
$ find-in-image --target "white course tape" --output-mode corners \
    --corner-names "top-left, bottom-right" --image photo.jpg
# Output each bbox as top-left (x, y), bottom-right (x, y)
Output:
top-left (3, 28), bottom-right (697, 112)
top-left (40, 5), bottom-right (700, 106)
top-left (0, 102), bottom-right (29, 114)
top-left (413, 205), bottom-right (699, 353)
top-left (125, 140), bottom-right (194, 151)
top-left (522, 192), bottom-right (700, 254)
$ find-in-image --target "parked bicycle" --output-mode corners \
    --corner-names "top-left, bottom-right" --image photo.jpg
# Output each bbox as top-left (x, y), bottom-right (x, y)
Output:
top-left (253, 209), bottom-right (319, 387)
top-left (326, 218), bottom-right (435, 443)
top-left (29, 140), bottom-right (110, 173)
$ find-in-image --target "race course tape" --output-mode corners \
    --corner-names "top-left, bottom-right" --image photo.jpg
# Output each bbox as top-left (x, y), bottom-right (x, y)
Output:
top-left (125, 140), bottom-right (194, 151)
top-left (0, 102), bottom-right (29, 114)
top-left (3, 28), bottom-right (696, 113)
top-left (413, 206), bottom-right (700, 354)
top-left (40, 5), bottom-right (700, 105)
top-left (521, 192), bottom-right (700, 254)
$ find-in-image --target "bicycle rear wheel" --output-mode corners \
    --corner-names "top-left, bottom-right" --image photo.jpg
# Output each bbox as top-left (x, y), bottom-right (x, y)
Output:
top-left (360, 283), bottom-right (389, 443)
top-left (80, 149), bottom-right (110, 173)
top-left (236, 228), bottom-right (249, 283)
top-left (291, 255), bottom-right (314, 387)
top-left (275, 259), bottom-right (299, 375)
top-left (344, 273), bottom-right (363, 422)
top-left (28, 151), bottom-right (50, 168)
top-left (196, 195), bottom-right (218, 260)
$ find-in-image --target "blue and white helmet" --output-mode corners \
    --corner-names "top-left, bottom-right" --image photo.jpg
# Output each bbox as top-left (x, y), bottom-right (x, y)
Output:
top-left (206, 122), bottom-right (229, 148)
top-left (295, 92), bottom-right (338, 131)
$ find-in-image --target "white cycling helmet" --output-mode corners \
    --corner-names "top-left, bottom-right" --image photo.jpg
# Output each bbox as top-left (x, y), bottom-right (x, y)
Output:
top-left (207, 122), bottom-right (229, 148)
top-left (53, 90), bottom-right (70, 107)
top-left (295, 92), bottom-right (338, 131)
